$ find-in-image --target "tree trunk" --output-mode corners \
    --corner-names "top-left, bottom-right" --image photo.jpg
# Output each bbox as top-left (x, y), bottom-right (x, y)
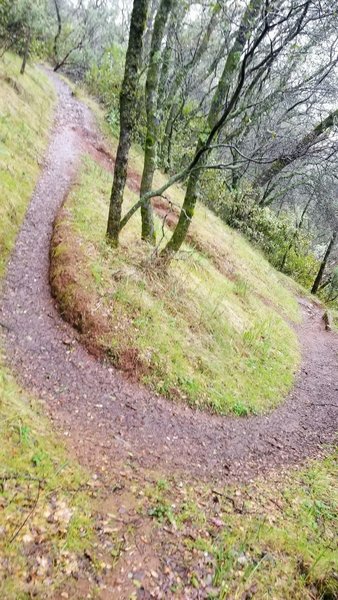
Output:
top-left (311, 231), bottom-right (337, 294)
top-left (161, 151), bottom-right (203, 255)
top-left (208, 0), bottom-right (263, 125)
top-left (142, 0), bottom-right (159, 63)
top-left (20, 31), bottom-right (30, 75)
top-left (53, 0), bottom-right (62, 65)
top-left (106, 0), bottom-right (149, 246)
top-left (160, 100), bottom-right (177, 172)
top-left (161, 0), bottom-right (263, 257)
top-left (140, 0), bottom-right (174, 244)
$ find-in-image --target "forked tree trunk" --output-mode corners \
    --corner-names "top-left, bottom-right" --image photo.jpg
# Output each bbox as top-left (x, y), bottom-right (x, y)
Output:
top-left (106, 0), bottom-right (149, 246)
top-left (140, 0), bottom-right (174, 244)
top-left (311, 231), bottom-right (337, 294)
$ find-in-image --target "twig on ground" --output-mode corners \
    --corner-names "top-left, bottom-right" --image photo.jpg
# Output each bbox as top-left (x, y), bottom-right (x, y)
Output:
top-left (9, 480), bottom-right (41, 544)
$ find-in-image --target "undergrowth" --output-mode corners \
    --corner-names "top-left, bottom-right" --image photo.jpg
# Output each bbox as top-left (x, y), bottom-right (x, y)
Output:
top-left (143, 453), bottom-right (338, 599)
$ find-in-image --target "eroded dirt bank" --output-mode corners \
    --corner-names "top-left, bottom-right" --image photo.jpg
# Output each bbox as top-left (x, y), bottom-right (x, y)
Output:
top-left (0, 71), bottom-right (337, 486)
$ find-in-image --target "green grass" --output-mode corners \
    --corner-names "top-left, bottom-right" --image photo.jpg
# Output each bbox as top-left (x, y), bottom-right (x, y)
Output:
top-left (0, 361), bottom-right (96, 598)
top-left (53, 153), bottom-right (300, 415)
top-left (143, 453), bottom-right (338, 599)
top-left (0, 53), bottom-right (55, 279)
top-left (0, 54), bottom-right (99, 598)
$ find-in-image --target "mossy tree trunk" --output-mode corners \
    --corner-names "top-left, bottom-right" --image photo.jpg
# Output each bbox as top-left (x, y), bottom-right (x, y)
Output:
top-left (106, 0), bottom-right (149, 246)
top-left (311, 231), bottom-right (337, 294)
top-left (140, 0), bottom-right (174, 244)
top-left (161, 0), bottom-right (263, 257)
top-left (160, 143), bottom-right (203, 254)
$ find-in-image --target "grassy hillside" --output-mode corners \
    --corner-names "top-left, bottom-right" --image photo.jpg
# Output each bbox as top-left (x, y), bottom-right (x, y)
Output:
top-left (52, 138), bottom-right (300, 415)
top-left (0, 54), bottom-right (55, 278)
top-left (0, 54), bottom-right (99, 599)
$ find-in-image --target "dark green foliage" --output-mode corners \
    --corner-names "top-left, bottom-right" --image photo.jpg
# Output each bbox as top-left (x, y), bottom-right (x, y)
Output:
top-left (86, 46), bottom-right (147, 144)
top-left (200, 172), bottom-right (319, 287)
top-left (0, 0), bottom-right (48, 63)
top-left (86, 46), bottom-right (124, 133)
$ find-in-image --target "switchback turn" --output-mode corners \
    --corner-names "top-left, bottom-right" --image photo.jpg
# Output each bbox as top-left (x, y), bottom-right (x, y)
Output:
top-left (1, 71), bottom-right (337, 483)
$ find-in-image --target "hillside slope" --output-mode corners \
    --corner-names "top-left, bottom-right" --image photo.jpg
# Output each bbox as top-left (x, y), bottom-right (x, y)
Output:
top-left (0, 55), bottom-right (102, 600)
top-left (0, 61), bottom-right (337, 600)
top-left (51, 108), bottom-right (301, 415)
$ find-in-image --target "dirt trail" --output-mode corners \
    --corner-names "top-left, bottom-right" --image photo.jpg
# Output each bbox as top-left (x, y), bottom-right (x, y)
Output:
top-left (1, 71), bottom-right (337, 484)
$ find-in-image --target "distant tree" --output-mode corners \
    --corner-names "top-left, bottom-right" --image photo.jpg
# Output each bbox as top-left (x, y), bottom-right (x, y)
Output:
top-left (160, 0), bottom-right (312, 257)
top-left (0, 0), bottom-right (47, 73)
top-left (312, 230), bottom-right (337, 294)
top-left (51, 0), bottom-right (107, 73)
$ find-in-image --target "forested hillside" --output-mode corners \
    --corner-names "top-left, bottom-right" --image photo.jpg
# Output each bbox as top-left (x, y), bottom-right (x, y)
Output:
top-left (0, 2), bottom-right (337, 599)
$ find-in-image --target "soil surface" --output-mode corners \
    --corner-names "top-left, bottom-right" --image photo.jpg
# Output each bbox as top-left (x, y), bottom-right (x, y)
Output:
top-left (1, 71), bottom-right (337, 485)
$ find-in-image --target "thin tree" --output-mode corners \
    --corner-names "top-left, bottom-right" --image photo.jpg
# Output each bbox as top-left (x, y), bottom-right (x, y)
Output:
top-left (311, 230), bottom-right (337, 294)
top-left (140, 0), bottom-right (174, 244)
top-left (161, 0), bottom-right (265, 257)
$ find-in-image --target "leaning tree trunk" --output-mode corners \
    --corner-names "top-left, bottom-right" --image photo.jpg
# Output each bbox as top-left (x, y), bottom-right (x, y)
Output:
top-left (161, 148), bottom-right (203, 254)
top-left (311, 231), bottom-right (337, 294)
top-left (140, 0), bottom-right (174, 244)
top-left (106, 0), bottom-right (149, 246)
top-left (256, 107), bottom-right (338, 197)
top-left (161, 0), bottom-right (263, 257)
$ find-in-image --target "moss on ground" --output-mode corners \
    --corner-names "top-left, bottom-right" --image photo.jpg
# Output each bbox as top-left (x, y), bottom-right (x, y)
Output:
top-left (53, 153), bottom-right (300, 415)
top-left (0, 54), bottom-right (55, 279)
top-left (142, 452), bottom-right (338, 599)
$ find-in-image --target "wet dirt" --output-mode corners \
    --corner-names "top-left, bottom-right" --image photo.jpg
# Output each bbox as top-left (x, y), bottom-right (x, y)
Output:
top-left (1, 70), bottom-right (337, 488)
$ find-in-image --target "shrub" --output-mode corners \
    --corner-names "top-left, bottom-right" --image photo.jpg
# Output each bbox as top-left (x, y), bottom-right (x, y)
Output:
top-left (86, 46), bottom-right (146, 143)
top-left (200, 172), bottom-right (319, 287)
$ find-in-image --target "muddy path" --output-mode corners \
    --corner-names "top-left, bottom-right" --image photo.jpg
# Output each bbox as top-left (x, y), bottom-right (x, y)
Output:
top-left (1, 71), bottom-right (337, 485)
